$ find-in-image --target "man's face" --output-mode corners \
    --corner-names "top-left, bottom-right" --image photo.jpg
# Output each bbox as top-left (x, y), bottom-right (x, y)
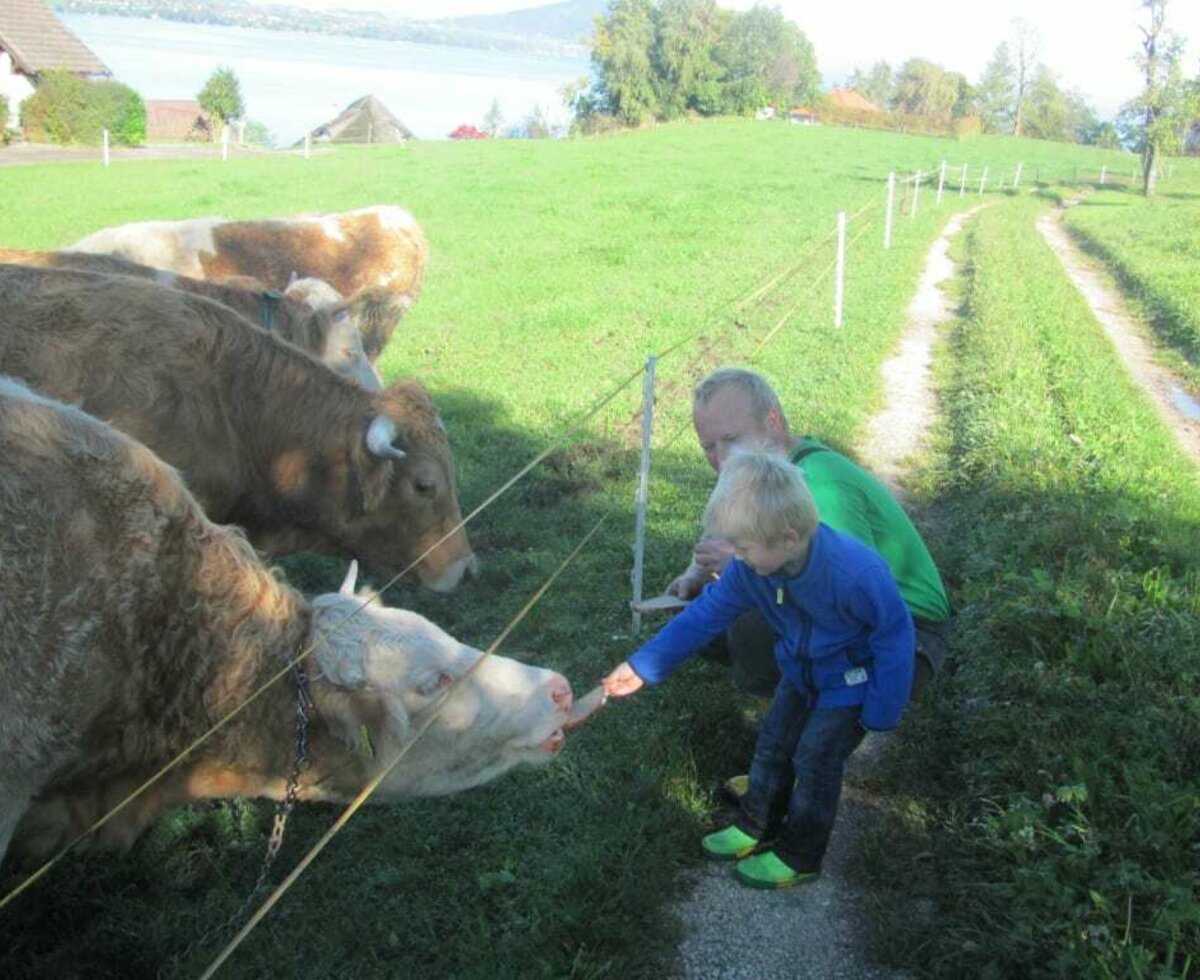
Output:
top-left (693, 386), bottom-right (774, 472)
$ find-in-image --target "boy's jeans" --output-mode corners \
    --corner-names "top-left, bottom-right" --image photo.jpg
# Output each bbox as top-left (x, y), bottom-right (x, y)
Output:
top-left (736, 681), bottom-right (864, 873)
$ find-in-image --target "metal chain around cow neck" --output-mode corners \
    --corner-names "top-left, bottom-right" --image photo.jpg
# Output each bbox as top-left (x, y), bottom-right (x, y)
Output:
top-left (174, 661), bottom-right (312, 969)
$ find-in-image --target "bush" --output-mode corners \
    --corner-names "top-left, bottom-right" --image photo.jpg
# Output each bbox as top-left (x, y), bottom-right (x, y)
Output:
top-left (20, 71), bottom-right (145, 145)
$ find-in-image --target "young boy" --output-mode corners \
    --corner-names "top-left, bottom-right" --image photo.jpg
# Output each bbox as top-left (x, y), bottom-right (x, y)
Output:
top-left (603, 452), bottom-right (914, 889)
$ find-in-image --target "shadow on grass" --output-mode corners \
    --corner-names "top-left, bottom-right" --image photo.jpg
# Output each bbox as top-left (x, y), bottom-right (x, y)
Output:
top-left (848, 466), bottom-right (1200, 977)
top-left (0, 385), bottom-right (761, 980)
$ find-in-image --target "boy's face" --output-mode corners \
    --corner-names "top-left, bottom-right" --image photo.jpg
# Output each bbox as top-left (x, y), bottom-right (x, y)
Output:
top-left (729, 530), bottom-right (806, 576)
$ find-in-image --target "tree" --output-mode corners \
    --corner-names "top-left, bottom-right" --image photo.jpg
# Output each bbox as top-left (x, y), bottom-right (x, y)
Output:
top-left (715, 5), bottom-right (819, 114)
top-left (976, 43), bottom-right (1015, 133)
top-left (591, 0), bottom-right (660, 125)
top-left (651, 0), bottom-right (726, 118)
top-left (847, 61), bottom-right (893, 107)
top-left (197, 66), bottom-right (244, 126)
top-left (483, 98), bottom-right (503, 137)
top-left (1010, 19), bottom-right (1041, 136)
top-left (1129, 0), bottom-right (1198, 195)
top-left (891, 58), bottom-right (959, 121)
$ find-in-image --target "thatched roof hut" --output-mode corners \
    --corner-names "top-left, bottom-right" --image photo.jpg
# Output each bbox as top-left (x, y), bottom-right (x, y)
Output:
top-left (299, 95), bottom-right (415, 146)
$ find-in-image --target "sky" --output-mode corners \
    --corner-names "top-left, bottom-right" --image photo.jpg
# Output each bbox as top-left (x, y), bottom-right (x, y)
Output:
top-left (280, 1), bottom-right (1200, 118)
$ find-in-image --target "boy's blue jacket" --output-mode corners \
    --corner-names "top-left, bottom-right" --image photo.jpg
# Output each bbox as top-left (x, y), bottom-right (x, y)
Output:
top-left (630, 524), bottom-right (915, 731)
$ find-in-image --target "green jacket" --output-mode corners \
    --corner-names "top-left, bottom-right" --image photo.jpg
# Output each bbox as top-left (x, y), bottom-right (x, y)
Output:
top-left (791, 437), bottom-right (950, 623)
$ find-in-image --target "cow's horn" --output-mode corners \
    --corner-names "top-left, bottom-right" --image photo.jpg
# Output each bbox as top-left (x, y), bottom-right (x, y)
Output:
top-left (340, 559), bottom-right (359, 596)
top-left (366, 415), bottom-right (407, 460)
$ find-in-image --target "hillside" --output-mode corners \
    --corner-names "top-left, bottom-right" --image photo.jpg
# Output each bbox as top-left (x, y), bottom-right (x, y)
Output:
top-left (50, 0), bottom-right (591, 58)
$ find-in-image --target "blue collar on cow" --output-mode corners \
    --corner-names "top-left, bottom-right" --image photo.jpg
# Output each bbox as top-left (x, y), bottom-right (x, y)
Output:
top-left (259, 290), bottom-right (283, 332)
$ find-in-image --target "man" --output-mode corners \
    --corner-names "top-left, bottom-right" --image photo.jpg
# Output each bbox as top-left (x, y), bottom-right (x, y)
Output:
top-left (666, 367), bottom-right (950, 701)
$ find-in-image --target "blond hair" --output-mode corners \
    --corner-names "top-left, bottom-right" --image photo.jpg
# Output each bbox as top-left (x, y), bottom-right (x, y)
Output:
top-left (703, 451), bottom-right (818, 545)
top-left (693, 367), bottom-right (791, 434)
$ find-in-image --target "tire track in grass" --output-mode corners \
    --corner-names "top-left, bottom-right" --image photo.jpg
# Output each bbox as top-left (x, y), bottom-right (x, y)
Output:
top-left (672, 210), bottom-right (980, 980)
top-left (1037, 207), bottom-right (1200, 468)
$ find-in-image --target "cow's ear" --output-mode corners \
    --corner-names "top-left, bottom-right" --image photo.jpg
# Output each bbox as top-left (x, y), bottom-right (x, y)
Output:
top-left (348, 287), bottom-right (408, 363)
top-left (347, 448), bottom-right (394, 516)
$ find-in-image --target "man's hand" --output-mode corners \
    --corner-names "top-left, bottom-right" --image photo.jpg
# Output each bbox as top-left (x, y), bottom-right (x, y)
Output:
top-left (666, 569), bottom-right (705, 600)
top-left (692, 537), bottom-right (734, 579)
top-left (602, 661), bottom-right (645, 698)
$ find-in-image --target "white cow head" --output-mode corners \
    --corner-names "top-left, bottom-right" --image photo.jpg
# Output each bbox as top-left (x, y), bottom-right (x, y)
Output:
top-left (306, 563), bottom-right (572, 797)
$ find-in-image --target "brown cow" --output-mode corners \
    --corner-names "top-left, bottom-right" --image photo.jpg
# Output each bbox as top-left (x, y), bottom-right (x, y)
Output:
top-left (69, 204), bottom-right (427, 360)
top-left (0, 376), bottom-right (574, 859)
top-left (0, 263), bottom-right (475, 591)
top-left (0, 248), bottom-right (381, 389)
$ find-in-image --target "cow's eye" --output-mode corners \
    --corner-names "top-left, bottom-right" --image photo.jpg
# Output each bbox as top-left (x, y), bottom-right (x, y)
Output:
top-left (414, 477), bottom-right (438, 497)
top-left (415, 672), bottom-right (453, 697)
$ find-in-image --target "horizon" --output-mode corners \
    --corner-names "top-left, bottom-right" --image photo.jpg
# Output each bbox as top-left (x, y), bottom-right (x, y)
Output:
top-left (267, 0), bottom-right (1200, 119)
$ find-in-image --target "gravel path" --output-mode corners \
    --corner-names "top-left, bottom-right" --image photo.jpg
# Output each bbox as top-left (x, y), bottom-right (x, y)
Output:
top-left (674, 209), bottom-right (979, 980)
top-left (1036, 207), bottom-right (1200, 467)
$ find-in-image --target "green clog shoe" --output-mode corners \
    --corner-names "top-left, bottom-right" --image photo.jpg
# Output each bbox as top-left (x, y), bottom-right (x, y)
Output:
top-left (734, 850), bottom-right (819, 890)
top-left (700, 825), bottom-right (760, 860)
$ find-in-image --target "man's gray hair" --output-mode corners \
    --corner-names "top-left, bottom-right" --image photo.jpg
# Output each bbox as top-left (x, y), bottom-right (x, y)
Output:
top-left (693, 367), bottom-right (789, 430)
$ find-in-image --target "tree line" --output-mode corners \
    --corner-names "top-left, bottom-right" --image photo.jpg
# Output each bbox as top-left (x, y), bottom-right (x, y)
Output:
top-left (568, 0), bottom-right (820, 127)
top-left (571, 0), bottom-right (1199, 161)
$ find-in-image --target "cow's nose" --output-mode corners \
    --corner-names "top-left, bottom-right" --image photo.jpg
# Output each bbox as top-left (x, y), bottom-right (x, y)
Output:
top-left (547, 674), bottom-right (573, 714)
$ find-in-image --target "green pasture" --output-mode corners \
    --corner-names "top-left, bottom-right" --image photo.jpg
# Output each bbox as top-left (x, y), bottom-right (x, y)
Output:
top-left (862, 194), bottom-right (1200, 975)
top-left (1061, 158), bottom-right (1200, 393)
top-left (0, 120), bottom-right (1185, 978)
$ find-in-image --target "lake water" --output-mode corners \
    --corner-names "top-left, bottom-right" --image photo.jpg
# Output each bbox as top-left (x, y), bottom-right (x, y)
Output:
top-left (62, 13), bottom-right (589, 145)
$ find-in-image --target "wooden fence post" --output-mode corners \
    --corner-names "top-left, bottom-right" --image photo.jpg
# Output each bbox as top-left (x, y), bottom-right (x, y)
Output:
top-left (630, 355), bottom-right (658, 636)
top-left (978, 166), bottom-right (988, 195)
top-left (1014, 162), bottom-right (1023, 189)
top-left (911, 171), bottom-right (921, 218)
top-left (959, 163), bottom-right (967, 197)
top-left (221, 125), bottom-right (230, 162)
top-left (102, 128), bottom-right (110, 167)
top-left (936, 160), bottom-right (946, 204)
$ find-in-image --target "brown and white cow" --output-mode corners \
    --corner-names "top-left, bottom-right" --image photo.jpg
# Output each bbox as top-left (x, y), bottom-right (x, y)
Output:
top-left (69, 204), bottom-right (427, 360)
top-left (0, 263), bottom-right (474, 591)
top-left (0, 377), bottom-right (575, 859)
top-left (0, 248), bottom-right (381, 389)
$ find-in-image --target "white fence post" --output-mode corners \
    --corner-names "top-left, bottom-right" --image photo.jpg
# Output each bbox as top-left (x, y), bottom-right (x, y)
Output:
top-left (834, 211), bottom-right (846, 328)
top-left (304, 133), bottom-right (311, 159)
top-left (884, 172), bottom-right (895, 250)
top-left (911, 171), bottom-right (921, 218)
top-left (1014, 162), bottom-right (1023, 189)
top-left (630, 355), bottom-right (658, 636)
top-left (102, 128), bottom-right (110, 167)
top-left (979, 166), bottom-right (988, 195)
top-left (1100, 165), bottom-right (1107, 185)
top-left (936, 160), bottom-right (946, 204)
top-left (238, 120), bottom-right (246, 145)
top-left (221, 124), bottom-right (230, 162)
top-left (959, 163), bottom-right (967, 197)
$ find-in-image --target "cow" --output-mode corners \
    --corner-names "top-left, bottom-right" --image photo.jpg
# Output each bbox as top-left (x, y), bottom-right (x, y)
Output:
top-left (69, 204), bottom-right (427, 361)
top-left (0, 376), bottom-right (583, 860)
top-left (0, 248), bottom-right (381, 389)
top-left (0, 264), bottom-right (475, 592)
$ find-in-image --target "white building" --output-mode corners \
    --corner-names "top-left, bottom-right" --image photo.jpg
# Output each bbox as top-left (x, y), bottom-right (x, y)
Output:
top-left (1, 0), bottom-right (110, 130)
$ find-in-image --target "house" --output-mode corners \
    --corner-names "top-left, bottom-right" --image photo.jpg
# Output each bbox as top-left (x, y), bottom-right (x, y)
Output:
top-left (0, 0), bottom-right (110, 129)
top-left (298, 95), bottom-right (415, 146)
top-left (828, 88), bottom-right (882, 114)
top-left (788, 107), bottom-right (818, 126)
top-left (144, 100), bottom-right (215, 142)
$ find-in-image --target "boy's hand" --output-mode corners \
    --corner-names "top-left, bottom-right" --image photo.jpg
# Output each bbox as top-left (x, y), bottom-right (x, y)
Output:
top-left (602, 662), bottom-right (645, 698)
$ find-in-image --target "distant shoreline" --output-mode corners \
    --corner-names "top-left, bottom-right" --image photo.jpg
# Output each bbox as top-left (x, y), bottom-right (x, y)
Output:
top-left (51, 1), bottom-right (589, 61)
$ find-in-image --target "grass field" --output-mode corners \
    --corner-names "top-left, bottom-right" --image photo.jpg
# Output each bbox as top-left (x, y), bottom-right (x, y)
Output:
top-left (1061, 161), bottom-right (1200, 393)
top-left (0, 120), bottom-right (1188, 978)
top-left (860, 193), bottom-right (1200, 976)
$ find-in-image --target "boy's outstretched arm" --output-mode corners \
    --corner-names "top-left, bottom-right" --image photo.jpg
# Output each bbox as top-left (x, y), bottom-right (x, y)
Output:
top-left (602, 662), bottom-right (645, 698)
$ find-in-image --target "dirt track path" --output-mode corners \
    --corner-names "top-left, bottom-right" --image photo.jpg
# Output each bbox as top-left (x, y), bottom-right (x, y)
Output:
top-left (672, 210), bottom-right (979, 980)
top-left (1036, 208), bottom-right (1200, 468)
